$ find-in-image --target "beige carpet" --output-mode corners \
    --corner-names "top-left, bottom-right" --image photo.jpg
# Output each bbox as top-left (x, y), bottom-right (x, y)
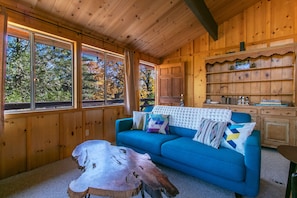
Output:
top-left (0, 148), bottom-right (290, 198)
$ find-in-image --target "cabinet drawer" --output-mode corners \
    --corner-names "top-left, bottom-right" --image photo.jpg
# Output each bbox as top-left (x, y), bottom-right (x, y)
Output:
top-left (231, 108), bottom-right (258, 114)
top-left (261, 109), bottom-right (296, 116)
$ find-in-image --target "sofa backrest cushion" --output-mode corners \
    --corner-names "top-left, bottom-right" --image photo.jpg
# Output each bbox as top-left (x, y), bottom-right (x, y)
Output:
top-left (231, 112), bottom-right (251, 123)
top-left (152, 105), bottom-right (232, 130)
top-left (169, 126), bottom-right (197, 138)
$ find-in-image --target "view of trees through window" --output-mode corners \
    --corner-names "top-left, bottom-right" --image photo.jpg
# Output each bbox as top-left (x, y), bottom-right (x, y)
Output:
top-left (5, 25), bottom-right (73, 111)
top-left (5, 24), bottom-right (156, 112)
top-left (139, 63), bottom-right (155, 110)
top-left (82, 45), bottom-right (124, 107)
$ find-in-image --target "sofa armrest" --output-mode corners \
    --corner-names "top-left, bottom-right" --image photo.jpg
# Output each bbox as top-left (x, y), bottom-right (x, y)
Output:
top-left (115, 118), bottom-right (133, 145)
top-left (243, 130), bottom-right (261, 196)
top-left (115, 118), bottom-right (133, 133)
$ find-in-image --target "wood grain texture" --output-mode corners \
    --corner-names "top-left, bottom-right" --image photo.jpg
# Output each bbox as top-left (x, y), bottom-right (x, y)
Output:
top-left (0, 0), bottom-right (259, 58)
top-left (68, 140), bottom-right (179, 198)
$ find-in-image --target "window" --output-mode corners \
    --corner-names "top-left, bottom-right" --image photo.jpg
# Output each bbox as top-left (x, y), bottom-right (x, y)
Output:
top-left (82, 45), bottom-right (124, 107)
top-left (5, 25), bottom-right (74, 111)
top-left (139, 61), bottom-right (155, 110)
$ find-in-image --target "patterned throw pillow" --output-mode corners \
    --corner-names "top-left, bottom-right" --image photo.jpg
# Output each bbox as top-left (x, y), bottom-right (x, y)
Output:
top-left (146, 114), bottom-right (170, 134)
top-left (193, 118), bottom-right (227, 149)
top-left (220, 122), bottom-right (256, 155)
top-left (132, 111), bottom-right (150, 130)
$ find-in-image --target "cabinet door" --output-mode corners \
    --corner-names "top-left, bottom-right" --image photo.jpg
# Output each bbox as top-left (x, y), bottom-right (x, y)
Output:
top-left (28, 114), bottom-right (60, 169)
top-left (0, 117), bottom-right (27, 179)
top-left (60, 112), bottom-right (83, 158)
top-left (84, 109), bottom-right (104, 141)
top-left (262, 117), bottom-right (295, 147)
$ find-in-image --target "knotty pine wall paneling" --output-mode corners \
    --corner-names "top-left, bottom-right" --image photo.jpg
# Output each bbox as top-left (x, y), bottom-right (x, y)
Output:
top-left (193, 34), bottom-right (209, 106)
top-left (181, 42), bottom-right (194, 107)
top-left (270, 0), bottom-right (294, 39)
top-left (245, 0), bottom-right (268, 43)
top-left (0, 117), bottom-right (27, 179)
top-left (60, 111), bottom-right (83, 159)
top-left (84, 109), bottom-right (104, 141)
top-left (162, 0), bottom-right (297, 107)
top-left (28, 114), bottom-right (60, 170)
top-left (1, 105), bottom-right (125, 179)
top-left (103, 107), bottom-right (123, 143)
top-left (224, 13), bottom-right (245, 48)
top-left (193, 54), bottom-right (207, 107)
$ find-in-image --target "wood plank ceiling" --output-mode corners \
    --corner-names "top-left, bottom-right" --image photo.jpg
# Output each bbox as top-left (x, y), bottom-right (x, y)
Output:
top-left (0, 0), bottom-right (260, 58)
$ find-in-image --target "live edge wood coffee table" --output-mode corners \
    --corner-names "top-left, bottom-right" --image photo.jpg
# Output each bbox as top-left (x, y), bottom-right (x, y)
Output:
top-left (68, 140), bottom-right (178, 198)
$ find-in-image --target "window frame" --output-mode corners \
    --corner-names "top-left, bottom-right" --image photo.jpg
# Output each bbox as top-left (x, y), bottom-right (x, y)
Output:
top-left (5, 23), bottom-right (76, 113)
top-left (81, 44), bottom-right (125, 108)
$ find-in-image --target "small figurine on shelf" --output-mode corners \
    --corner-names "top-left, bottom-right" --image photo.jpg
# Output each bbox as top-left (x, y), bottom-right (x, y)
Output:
top-left (237, 96), bottom-right (242, 105)
top-left (221, 96), bottom-right (226, 104)
top-left (250, 63), bottom-right (256, 68)
top-left (180, 94), bottom-right (184, 106)
top-left (245, 97), bottom-right (250, 105)
top-left (237, 96), bottom-right (250, 105)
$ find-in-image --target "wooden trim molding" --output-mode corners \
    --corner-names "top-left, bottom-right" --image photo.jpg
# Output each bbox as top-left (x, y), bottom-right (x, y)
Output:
top-left (205, 44), bottom-right (296, 64)
top-left (0, 6), bottom-right (7, 134)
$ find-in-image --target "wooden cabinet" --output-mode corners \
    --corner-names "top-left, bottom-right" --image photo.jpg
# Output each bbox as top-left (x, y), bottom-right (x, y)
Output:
top-left (261, 117), bottom-right (293, 147)
top-left (204, 104), bottom-right (297, 148)
top-left (260, 108), bottom-right (296, 147)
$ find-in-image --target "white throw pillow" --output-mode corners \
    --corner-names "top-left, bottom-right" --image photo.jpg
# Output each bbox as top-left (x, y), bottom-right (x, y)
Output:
top-left (132, 111), bottom-right (150, 130)
top-left (193, 118), bottom-right (227, 149)
top-left (220, 122), bottom-right (256, 155)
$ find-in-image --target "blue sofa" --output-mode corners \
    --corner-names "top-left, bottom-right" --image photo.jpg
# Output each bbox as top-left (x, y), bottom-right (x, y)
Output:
top-left (115, 106), bottom-right (261, 197)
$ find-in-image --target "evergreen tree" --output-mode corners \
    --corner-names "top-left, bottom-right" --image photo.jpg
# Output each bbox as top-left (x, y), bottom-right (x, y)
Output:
top-left (82, 54), bottom-right (105, 101)
top-left (5, 33), bottom-right (73, 108)
top-left (35, 42), bottom-right (72, 102)
top-left (5, 36), bottom-right (31, 103)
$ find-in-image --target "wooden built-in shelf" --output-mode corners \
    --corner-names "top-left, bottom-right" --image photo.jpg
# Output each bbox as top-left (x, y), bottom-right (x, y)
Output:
top-left (205, 43), bottom-right (297, 106)
top-left (206, 93), bottom-right (293, 96)
top-left (206, 65), bottom-right (294, 75)
top-left (205, 44), bottom-right (297, 150)
top-left (205, 44), bottom-right (296, 64)
top-left (207, 78), bottom-right (293, 84)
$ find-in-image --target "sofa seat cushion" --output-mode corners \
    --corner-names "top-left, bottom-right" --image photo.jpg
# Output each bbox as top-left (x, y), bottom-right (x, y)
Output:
top-left (161, 137), bottom-right (245, 182)
top-left (117, 130), bottom-right (179, 155)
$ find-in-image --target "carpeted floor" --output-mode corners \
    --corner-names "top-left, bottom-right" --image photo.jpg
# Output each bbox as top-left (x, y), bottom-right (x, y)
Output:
top-left (0, 147), bottom-right (290, 198)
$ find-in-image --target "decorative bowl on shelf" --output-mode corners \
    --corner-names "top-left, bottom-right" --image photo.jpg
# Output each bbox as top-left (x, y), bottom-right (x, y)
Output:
top-left (210, 101), bottom-right (219, 104)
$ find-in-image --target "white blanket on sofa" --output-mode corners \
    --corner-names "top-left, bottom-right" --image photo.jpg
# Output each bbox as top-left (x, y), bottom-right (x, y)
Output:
top-left (152, 105), bottom-right (232, 130)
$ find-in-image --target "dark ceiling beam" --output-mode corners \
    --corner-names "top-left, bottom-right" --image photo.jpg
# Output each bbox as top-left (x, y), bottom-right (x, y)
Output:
top-left (184, 0), bottom-right (218, 40)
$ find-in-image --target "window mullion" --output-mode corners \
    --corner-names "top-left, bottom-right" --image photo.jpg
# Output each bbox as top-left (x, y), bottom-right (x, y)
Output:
top-left (30, 32), bottom-right (36, 110)
top-left (104, 52), bottom-right (107, 105)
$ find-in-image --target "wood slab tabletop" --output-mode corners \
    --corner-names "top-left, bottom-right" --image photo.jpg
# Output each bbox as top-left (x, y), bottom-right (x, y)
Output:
top-left (68, 140), bottom-right (179, 198)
